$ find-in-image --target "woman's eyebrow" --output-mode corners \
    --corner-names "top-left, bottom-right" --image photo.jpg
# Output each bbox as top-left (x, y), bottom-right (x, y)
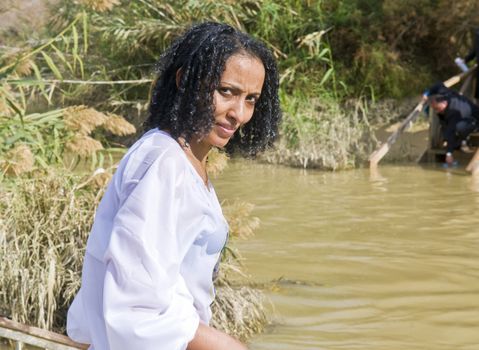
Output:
top-left (220, 82), bottom-right (262, 95)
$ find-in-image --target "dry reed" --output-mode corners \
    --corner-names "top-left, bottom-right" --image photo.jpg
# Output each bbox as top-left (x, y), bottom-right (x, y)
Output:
top-left (0, 170), bottom-right (101, 331)
top-left (102, 113), bottom-right (136, 136)
top-left (78, 0), bottom-right (119, 12)
top-left (65, 134), bottom-right (104, 157)
top-left (211, 197), bottom-right (267, 339)
top-left (211, 283), bottom-right (267, 341)
top-left (223, 201), bottom-right (260, 240)
top-left (207, 148), bottom-right (230, 178)
top-left (63, 106), bottom-right (108, 136)
top-left (0, 84), bottom-right (13, 117)
top-left (1, 144), bottom-right (35, 176)
top-left (10, 58), bottom-right (35, 77)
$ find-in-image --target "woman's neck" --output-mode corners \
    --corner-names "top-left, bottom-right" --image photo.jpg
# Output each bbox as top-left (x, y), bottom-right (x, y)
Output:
top-left (178, 137), bottom-right (211, 186)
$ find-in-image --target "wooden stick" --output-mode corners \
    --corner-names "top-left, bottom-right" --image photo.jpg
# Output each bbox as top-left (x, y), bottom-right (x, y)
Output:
top-left (459, 74), bottom-right (473, 95)
top-left (443, 65), bottom-right (476, 89)
top-left (466, 148), bottom-right (479, 172)
top-left (369, 65), bottom-right (477, 168)
top-left (369, 101), bottom-right (425, 167)
top-left (0, 317), bottom-right (89, 350)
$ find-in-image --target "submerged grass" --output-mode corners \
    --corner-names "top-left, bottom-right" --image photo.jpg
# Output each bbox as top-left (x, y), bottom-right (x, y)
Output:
top-left (0, 166), bottom-right (267, 339)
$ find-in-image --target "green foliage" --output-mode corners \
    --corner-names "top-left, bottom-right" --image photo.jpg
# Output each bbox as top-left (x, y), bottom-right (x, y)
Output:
top-left (0, 12), bottom-right (87, 171)
top-left (326, 0), bottom-right (479, 98)
top-left (0, 11), bottom-right (139, 177)
top-left (349, 42), bottom-right (431, 98)
top-left (54, 0), bottom-right (340, 95)
top-left (58, 0), bottom-right (338, 101)
top-left (0, 109), bottom-right (64, 168)
top-left (4, 0), bottom-right (479, 171)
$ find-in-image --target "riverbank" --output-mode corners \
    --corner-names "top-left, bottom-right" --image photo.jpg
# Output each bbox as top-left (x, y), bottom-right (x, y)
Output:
top-left (262, 97), bottom-right (429, 169)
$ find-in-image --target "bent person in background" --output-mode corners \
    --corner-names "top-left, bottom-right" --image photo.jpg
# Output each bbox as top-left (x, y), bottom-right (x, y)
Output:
top-left (66, 21), bottom-right (281, 350)
top-left (427, 82), bottom-right (479, 165)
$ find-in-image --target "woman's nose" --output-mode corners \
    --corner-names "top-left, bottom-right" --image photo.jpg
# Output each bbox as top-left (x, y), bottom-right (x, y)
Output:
top-left (228, 99), bottom-right (248, 125)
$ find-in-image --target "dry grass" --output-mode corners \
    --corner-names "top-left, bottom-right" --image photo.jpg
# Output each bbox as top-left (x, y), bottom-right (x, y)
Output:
top-left (78, 0), bottom-right (120, 12)
top-left (211, 283), bottom-right (267, 341)
top-left (64, 106), bottom-right (108, 136)
top-left (102, 113), bottom-right (137, 136)
top-left (65, 134), bottom-right (104, 158)
top-left (0, 167), bottom-right (268, 339)
top-left (223, 200), bottom-right (260, 240)
top-left (265, 97), bottom-right (375, 170)
top-left (0, 170), bottom-right (101, 331)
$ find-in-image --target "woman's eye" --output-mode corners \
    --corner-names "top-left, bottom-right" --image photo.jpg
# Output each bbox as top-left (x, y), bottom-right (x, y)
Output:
top-left (218, 87), bottom-right (232, 95)
top-left (246, 95), bottom-right (258, 104)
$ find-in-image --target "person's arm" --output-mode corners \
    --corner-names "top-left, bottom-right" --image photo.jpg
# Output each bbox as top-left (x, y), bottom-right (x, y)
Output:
top-left (188, 323), bottom-right (248, 350)
top-left (442, 115), bottom-right (456, 165)
top-left (101, 153), bottom-right (201, 350)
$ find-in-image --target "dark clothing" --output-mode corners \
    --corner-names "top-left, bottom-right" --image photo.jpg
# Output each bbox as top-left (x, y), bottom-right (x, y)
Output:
top-left (428, 82), bottom-right (450, 97)
top-left (464, 30), bottom-right (479, 98)
top-left (436, 92), bottom-right (479, 152)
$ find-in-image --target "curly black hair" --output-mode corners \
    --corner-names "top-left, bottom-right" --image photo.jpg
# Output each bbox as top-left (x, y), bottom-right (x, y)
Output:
top-left (146, 22), bottom-right (281, 156)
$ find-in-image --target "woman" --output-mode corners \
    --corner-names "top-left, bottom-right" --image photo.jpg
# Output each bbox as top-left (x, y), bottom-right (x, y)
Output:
top-left (66, 22), bottom-right (281, 350)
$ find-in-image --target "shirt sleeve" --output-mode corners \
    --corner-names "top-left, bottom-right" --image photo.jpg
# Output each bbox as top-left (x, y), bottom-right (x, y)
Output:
top-left (102, 152), bottom-right (200, 350)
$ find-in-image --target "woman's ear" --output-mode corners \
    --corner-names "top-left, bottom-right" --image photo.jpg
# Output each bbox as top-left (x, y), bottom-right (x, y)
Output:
top-left (176, 68), bottom-right (183, 88)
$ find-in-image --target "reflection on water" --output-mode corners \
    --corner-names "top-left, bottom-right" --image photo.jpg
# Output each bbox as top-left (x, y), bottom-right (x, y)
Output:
top-left (214, 161), bottom-right (479, 350)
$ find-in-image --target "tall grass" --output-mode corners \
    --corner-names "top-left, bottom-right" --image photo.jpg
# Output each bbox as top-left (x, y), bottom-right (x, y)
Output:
top-left (0, 105), bottom-right (136, 179)
top-left (0, 9), bottom-right (139, 178)
top-left (0, 170), bottom-right (98, 330)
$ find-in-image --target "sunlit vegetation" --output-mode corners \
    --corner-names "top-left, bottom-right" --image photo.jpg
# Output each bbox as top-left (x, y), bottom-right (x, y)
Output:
top-left (2, 1), bottom-right (479, 171)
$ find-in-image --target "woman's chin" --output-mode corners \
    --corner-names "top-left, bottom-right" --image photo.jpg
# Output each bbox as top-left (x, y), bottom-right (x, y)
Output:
top-left (211, 139), bottom-right (229, 149)
top-left (206, 133), bottom-right (231, 149)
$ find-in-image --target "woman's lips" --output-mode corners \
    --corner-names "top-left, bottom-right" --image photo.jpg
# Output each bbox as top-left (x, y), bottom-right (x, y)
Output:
top-left (215, 123), bottom-right (236, 137)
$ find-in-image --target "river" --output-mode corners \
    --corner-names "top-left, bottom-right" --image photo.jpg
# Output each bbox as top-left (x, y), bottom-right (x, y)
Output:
top-left (214, 161), bottom-right (479, 350)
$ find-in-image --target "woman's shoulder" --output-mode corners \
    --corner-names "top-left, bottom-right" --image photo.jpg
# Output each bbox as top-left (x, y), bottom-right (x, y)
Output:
top-left (119, 129), bottom-right (189, 184)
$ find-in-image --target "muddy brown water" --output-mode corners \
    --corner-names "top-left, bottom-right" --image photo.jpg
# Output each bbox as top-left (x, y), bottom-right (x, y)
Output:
top-left (2, 160), bottom-right (479, 350)
top-left (214, 160), bottom-right (479, 350)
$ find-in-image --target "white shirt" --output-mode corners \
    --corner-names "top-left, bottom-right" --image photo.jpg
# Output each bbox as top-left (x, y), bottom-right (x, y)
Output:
top-left (67, 129), bottom-right (229, 350)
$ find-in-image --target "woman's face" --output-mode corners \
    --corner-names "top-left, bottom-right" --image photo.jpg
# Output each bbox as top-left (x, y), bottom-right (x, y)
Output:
top-left (202, 53), bottom-right (265, 148)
